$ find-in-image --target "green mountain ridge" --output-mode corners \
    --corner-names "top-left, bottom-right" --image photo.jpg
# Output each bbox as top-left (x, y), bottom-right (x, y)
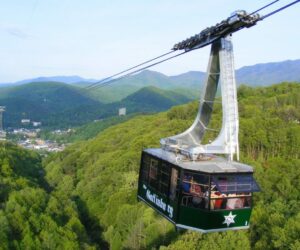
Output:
top-left (0, 82), bottom-right (192, 129)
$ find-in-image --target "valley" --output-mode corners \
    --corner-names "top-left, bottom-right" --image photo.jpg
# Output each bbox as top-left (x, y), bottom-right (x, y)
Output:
top-left (0, 82), bottom-right (299, 249)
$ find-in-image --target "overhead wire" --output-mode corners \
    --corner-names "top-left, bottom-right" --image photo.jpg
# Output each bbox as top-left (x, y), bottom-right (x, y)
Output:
top-left (85, 50), bottom-right (175, 90)
top-left (87, 36), bottom-right (221, 91)
top-left (86, 0), bottom-right (299, 92)
top-left (89, 50), bottom-right (188, 91)
top-left (260, 0), bottom-right (299, 20)
top-left (248, 0), bottom-right (280, 16)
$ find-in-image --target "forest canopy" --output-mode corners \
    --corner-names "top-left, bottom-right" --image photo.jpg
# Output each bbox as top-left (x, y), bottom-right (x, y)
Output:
top-left (0, 82), bottom-right (299, 249)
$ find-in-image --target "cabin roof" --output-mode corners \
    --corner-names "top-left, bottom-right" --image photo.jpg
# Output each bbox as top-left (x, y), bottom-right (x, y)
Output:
top-left (144, 148), bottom-right (254, 174)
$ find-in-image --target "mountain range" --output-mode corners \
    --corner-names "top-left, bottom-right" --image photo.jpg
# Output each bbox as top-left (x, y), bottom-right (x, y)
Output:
top-left (0, 59), bottom-right (299, 128)
top-left (2, 59), bottom-right (299, 103)
top-left (2, 59), bottom-right (299, 87)
top-left (0, 82), bottom-right (191, 128)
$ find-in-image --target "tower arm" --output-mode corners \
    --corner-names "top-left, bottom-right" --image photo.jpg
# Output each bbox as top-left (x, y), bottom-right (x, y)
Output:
top-left (172, 11), bottom-right (260, 51)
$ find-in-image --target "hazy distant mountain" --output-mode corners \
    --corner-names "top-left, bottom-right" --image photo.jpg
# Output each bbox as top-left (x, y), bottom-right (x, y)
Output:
top-left (0, 76), bottom-right (97, 87)
top-left (170, 71), bottom-right (206, 87)
top-left (236, 59), bottom-right (300, 85)
top-left (107, 59), bottom-right (300, 89)
top-left (87, 59), bottom-right (300, 102)
top-left (1, 59), bottom-right (299, 103)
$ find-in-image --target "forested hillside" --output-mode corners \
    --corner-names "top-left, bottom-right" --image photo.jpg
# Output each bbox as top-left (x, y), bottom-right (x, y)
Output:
top-left (0, 82), bottom-right (299, 249)
top-left (40, 115), bottom-right (136, 143)
top-left (0, 142), bottom-right (98, 248)
top-left (41, 82), bottom-right (299, 249)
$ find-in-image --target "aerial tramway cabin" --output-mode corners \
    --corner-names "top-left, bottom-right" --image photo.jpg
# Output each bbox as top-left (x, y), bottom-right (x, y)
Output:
top-left (138, 148), bottom-right (260, 232)
top-left (136, 7), bottom-right (268, 233)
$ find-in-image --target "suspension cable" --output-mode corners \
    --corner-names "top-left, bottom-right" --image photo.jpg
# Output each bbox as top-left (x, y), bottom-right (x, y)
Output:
top-left (87, 37), bottom-right (219, 91)
top-left (86, 50), bottom-right (175, 90)
top-left (89, 50), bottom-right (188, 91)
top-left (85, 0), bottom-right (299, 92)
top-left (248, 0), bottom-right (280, 16)
top-left (260, 0), bottom-right (299, 20)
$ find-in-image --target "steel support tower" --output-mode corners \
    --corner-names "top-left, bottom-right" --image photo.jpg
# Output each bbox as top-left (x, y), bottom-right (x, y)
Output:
top-left (161, 37), bottom-right (239, 161)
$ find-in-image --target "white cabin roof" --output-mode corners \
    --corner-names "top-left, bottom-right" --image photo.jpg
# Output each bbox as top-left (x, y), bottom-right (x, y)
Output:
top-left (144, 148), bottom-right (253, 174)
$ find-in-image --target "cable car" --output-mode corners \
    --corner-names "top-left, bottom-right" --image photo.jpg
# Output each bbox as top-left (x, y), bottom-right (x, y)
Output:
top-left (137, 35), bottom-right (260, 232)
top-left (138, 148), bottom-right (260, 232)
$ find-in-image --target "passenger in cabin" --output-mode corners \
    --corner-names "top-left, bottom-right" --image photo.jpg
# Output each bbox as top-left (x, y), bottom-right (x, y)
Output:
top-left (211, 191), bottom-right (226, 209)
top-left (190, 181), bottom-right (201, 195)
top-left (182, 174), bottom-right (192, 193)
top-left (226, 193), bottom-right (244, 209)
top-left (190, 183), bottom-right (203, 207)
top-left (192, 196), bottom-right (202, 207)
top-left (182, 174), bottom-right (205, 208)
top-left (210, 183), bottom-right (227, 210)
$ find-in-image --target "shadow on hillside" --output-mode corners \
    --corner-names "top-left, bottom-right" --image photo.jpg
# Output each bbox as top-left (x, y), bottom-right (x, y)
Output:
top-left (146, 213), bottom-right (182, 249)
top-left (73, 195), bottom-right (109, 250)
top-left (148, 229), bottom-right (180, 249)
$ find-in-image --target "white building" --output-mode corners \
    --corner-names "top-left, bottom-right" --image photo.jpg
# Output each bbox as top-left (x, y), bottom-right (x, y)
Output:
top-left (32, 121), bottom-right (42, 127)
top-left (119, 107), bottom-right (126, 116)
top-left (21, 119), bottom-right (30, 125)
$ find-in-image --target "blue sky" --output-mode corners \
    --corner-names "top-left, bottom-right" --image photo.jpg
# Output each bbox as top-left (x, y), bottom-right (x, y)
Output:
top-left (0, 0), bottom-right (299, 82)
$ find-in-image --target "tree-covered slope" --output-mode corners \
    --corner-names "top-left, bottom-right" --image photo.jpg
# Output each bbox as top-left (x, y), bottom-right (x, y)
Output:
top-left (40, 115), bottom-right (137, 143)
top-left (119, 86), bottom-right (192, 112)
top-left (0, 142), bottom-right (99, 249)
top-left (43, 82), bottom-right (300, 249)
top-left (46, 86), bottom-right (192, 129)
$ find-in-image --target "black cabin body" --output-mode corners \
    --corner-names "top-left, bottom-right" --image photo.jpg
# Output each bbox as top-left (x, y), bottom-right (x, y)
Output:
top-left (137, 148), bottom-right (260, 233)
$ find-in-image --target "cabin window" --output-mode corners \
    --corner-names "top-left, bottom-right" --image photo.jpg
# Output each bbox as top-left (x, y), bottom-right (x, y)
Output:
top-left (181, 171), bottom-right (209, 209)
top-left (213, 175), bottom-right (260, 193)
top-left (210, 191), bottom-right (252, 210)
top-left (148, 159), bottom-right (158, 189)
top-left (141, 154), bottom-right (172, 197)
top-left (210, 174), bottom-right (259, 210)
top-left (157, 162), bottom-right (170, 196)
top-left (140, 153), bottom-right (151, 183)
top-left (140, 154), bottom-right (176, 198)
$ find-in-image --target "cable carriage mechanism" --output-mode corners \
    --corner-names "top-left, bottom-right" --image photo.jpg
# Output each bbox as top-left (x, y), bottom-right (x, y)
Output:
top-left (136, 1), bottom-right (300, 233)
